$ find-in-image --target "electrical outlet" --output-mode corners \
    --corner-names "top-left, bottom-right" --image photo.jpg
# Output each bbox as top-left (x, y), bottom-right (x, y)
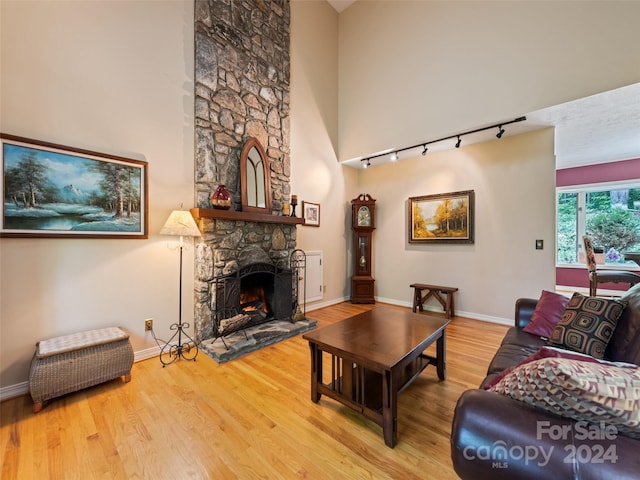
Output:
top-left (144, 319), bottom-right (153, 331)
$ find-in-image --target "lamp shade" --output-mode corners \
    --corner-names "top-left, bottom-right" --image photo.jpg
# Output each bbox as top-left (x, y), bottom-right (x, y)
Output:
top-left (160, 210), bottom-right (201, 237)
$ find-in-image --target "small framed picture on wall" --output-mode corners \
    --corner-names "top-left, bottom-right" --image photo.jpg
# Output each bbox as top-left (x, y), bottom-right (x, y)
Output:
top-left (302, 201), bottom-right (320, 227)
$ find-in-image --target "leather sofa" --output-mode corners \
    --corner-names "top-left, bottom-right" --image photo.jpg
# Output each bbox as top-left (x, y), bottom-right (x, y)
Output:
top-left (450, 293), bottom-right (640, 480)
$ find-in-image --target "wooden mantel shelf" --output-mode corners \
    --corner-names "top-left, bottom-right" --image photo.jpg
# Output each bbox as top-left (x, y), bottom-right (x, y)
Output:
top-left (190, 208), bottom-right (305, 225)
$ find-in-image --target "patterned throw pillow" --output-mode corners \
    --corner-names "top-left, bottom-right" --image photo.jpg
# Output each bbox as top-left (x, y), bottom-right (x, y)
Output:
top-left (482, 345), bottom-right (635, 390)
top-left (488, 357), bottom-right (640, 439)
top-left (547, 292), bottom-right (627, 359)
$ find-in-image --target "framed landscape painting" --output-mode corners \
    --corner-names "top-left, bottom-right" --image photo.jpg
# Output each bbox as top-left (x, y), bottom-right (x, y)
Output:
top-left (1, 134), bottom-right (148, 238)
top-left (408, 190), bottom-right (474, 244)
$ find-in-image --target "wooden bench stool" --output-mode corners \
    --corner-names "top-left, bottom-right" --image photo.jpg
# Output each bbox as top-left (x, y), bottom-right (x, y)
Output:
top-left (29, 327), bottom-right (134, 413)
top-left (410, 283), bottom-right (458, 318)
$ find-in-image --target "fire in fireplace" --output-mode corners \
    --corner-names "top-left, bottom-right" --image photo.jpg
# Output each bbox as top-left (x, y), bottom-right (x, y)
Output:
top-left (240, 285), bottom-right (269, 321)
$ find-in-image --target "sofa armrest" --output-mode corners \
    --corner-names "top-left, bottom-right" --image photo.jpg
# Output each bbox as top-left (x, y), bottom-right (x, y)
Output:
top-left (451, 389), bottom-right (640, 480)
top-left (514, 297), bottom-right (538, 329)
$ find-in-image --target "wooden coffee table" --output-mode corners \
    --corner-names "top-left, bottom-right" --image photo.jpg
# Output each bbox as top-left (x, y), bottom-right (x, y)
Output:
top-left (303, 306), bottom-right (450, 447)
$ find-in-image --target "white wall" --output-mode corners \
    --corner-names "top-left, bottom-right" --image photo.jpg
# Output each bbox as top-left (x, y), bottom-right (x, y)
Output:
top-left (360, 129), bottom-right (557, 321)
top-left (0, 0), bottom-right (195, 388)
top-left (289, 0), bottom-right (558, 323)
top-left (291, 1), bottom-right (358, 305)
top-left (338, 1), bottom-right (640, 161)
top-left (333, 1), bottom-right (640, 319)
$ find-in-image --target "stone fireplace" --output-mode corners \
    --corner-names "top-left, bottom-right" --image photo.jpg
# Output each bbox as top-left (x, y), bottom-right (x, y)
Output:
top-left (192, 216), bottom-right (302, 343)
top-left (192, 0), bottom-right (296, 343)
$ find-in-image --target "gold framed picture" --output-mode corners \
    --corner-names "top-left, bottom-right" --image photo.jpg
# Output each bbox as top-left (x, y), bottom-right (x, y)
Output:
top-left (408, 190), bottom-right (474, 243)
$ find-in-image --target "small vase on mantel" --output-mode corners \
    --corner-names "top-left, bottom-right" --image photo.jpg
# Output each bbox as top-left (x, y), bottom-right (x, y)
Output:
top-left (211, 184), bottom-right (231, 210)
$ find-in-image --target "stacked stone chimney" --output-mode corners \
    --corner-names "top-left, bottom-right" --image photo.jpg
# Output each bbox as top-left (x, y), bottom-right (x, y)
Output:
top-left (192, 0), bottom-right (294, 342)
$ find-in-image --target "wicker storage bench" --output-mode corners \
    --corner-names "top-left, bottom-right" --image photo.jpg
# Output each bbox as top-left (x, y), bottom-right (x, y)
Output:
top-left (29, 327), bottom-right (134, 413)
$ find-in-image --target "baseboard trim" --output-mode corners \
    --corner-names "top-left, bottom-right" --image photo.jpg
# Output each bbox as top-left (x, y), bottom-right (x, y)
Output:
top-left (0, 381), bottom-right (30, 402)
top-left (304, 296), bottom-right (349, 312)
top-left (374, 296), bottom-right (513, 326)
top-left (1, 297), bottom-right (511, 402)
top-left (135, 346), bottom-right (160, 362)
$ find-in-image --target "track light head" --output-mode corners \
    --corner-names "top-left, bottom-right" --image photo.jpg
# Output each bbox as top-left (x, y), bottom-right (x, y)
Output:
top-left (421, 145), bottom-right (428, 156)
top-left (496, 125), bottom-right (505, 139)
top-left (362, 159), bottom-right (370, 169)
top-left (455, 136), bottom-right (461, 148)
top-left (390, 151), bottom-right (399, 162)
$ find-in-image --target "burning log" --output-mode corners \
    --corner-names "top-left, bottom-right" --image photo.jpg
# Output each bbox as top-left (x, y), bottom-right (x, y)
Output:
top-left (240, 286), bottom-right (268, 314)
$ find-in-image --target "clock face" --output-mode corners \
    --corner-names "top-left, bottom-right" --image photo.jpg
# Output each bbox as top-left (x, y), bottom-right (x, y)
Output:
top-left (357, 206), bottom-right (371, 226)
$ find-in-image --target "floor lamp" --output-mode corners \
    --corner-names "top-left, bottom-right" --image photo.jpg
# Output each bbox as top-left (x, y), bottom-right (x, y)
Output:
top-left (159, 209), bottom-right (201, 366)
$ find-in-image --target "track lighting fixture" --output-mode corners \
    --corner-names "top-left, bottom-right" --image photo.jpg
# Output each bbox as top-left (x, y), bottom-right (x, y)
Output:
top-left (353, 116), bottom-right (526, 168)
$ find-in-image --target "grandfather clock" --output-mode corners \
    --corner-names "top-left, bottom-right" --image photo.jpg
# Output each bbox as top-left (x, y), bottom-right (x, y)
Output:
top-left (351, 194), bottom-right (376, 303)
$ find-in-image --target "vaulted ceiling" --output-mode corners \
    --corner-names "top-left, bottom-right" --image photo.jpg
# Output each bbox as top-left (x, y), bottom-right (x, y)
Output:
top-left (326, 1), bottom-right (640, 170)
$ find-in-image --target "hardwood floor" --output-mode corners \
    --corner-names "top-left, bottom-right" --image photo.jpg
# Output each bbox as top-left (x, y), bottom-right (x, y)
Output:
top-left (1, 302), bottom-right (508, 479)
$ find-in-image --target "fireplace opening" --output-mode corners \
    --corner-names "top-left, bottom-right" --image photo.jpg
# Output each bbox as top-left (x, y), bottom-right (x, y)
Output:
top-left (212, 262), bottom-right (294, 338)
top-left (240, 275), bottom-right (272, 323)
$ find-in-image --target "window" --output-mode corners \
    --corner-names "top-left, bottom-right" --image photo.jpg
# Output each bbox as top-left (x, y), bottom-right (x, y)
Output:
top-left (557, 181), bottom-right (640, 265)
